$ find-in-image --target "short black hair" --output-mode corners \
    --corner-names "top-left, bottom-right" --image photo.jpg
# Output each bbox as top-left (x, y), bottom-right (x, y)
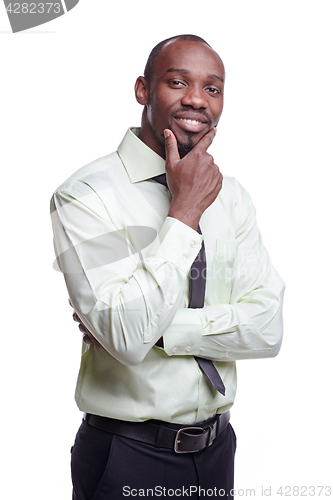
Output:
top-left (143, 34), bottom-right (211, 84)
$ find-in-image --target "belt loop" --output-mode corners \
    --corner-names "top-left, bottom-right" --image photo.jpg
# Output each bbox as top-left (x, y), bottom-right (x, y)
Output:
top-left (155, 423), bottom-right (166, 448)
top-left (216, 413), bottom-right (222, 435)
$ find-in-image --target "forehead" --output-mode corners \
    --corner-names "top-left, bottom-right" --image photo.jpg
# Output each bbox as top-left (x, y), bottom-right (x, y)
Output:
top-left (153, 40), bottom-right (225, 82)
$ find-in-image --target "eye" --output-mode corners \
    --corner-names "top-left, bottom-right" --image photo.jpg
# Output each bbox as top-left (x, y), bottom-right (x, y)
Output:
top-left (169, 80), bottom-right (185, 88)
top-left (206, 87), bottom-right (222, 95)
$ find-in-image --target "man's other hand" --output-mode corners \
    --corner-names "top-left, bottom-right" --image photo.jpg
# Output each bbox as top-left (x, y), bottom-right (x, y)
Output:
top-left (69, 300), bottom-right (163, 349)
top-left (69, 299), bottom-right (102, 346)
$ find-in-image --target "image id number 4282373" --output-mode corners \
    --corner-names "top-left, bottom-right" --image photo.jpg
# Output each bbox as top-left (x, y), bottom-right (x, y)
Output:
top-left (275, 485), bottom-right (331, 496)
top-left (5, 3), bottom-right (61, 14)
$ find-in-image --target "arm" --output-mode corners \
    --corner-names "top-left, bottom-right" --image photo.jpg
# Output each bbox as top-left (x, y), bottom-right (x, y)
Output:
top-left (51, 189), bottom-right (202, 366)
top-left (162, 192), bottom-right (285, 361)
top-left (52, 128), bottom-right (222, 361)
top-left (159, 129), bottom-right (284, 361)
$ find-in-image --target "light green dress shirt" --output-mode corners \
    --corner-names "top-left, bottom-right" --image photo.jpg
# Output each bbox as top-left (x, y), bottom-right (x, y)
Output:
top-left (51, 128), bottom-right (285, 424)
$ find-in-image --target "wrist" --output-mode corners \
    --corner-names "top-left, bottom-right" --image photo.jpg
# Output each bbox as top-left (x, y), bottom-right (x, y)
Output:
top-left (168, 200), bottom-right (201, 231)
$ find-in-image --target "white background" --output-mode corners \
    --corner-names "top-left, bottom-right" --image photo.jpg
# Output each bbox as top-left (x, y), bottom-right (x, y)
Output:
top-left (1, 0), bottom-right (332, 498)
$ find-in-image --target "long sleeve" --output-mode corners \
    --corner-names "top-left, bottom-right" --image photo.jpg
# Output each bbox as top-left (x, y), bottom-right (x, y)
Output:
top-left (50, 129), bottom-right (285, 423)
top-left (162, 192), bottom-right (285, 362)
top-left (51, 185), bottom-right (203, 366)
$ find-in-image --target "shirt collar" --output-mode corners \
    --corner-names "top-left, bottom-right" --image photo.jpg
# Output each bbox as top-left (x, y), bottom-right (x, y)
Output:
top-left (118, 127), bottom-right (166, 183)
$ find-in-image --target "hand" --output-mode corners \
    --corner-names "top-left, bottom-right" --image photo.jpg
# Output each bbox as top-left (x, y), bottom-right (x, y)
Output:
top-left (69, 299), bottom-right (160, 348)
top-left (164, 128), bottom-right (223, 230)
top-left (69, 299), bottom-right (101, 346)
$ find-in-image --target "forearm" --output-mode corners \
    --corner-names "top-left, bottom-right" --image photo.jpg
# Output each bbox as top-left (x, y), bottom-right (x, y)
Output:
top-left (161, 202), bottom-right (286, 362)
top-left (52, 190), bottom-right (203, 365)
top-left (162, 280), bottom-right (285, 361)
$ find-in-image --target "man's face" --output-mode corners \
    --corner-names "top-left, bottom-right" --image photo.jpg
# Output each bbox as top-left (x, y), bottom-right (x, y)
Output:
top-left (137, 40), bottom-right (225, 158)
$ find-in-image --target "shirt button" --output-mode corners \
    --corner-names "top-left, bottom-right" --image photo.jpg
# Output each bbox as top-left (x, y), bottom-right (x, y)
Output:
top-left (182, 256), bottom-right (189, 263)
top-left (190, 241), bottom-right (195, 248)
top-left (205, 404), bottom-right (209, 411)
top-left (172, 346), bottom-right (177, 353)
top-left (169, 297), bottom-right (174, 305)
top-left (185, 344), bottom-right (191, 352)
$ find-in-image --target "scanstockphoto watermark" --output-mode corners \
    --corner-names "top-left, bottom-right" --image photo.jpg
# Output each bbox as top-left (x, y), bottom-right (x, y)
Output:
top-left (51, 226), bottom-right (281, 288)
top-left (122, 486), bottom-right (256, 497)
top-left (51, 192), bottom-right (283, 316)
top-left (3, 0), bottom-right (80, 33)
top-left (50, 190), bottom-right (281, 285)
top-left (51, 195), bottom-right (281, 283)
top-left (122, 485), bottom-right (333, 497)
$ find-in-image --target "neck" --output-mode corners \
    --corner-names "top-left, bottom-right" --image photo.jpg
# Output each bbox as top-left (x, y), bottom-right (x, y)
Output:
top-left (138, 109), bottom-right (166, 159)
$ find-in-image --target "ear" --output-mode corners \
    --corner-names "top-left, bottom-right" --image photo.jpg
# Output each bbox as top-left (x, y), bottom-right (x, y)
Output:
top-left (135, 76), bottom-right (149, 105)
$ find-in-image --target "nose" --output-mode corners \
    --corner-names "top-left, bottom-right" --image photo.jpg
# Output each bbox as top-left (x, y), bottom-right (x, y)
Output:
top-left (181, 86), bottom-right (208, 109)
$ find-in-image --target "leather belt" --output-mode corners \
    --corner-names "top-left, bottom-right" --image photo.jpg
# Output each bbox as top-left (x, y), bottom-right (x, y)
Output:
top-left (85, 411), bottom-right (230, 453)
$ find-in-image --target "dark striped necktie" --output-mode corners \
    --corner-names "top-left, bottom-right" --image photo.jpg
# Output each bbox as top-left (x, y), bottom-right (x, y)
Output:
top-left (153, 173), bottom-right (225, 396)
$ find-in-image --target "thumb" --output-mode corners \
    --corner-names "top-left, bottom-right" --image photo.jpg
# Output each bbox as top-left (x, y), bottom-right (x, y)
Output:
top-left (164, 129), bottom-right (180, 165)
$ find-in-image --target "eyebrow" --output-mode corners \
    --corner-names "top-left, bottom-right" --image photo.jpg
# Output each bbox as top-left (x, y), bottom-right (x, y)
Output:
top-left (166, 68), bottom-right (224, 84)
top-left (208, 73), bottom-right (225, 84)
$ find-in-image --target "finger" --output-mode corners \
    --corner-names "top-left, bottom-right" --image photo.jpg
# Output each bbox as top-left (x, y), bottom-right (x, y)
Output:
top-left (164, 129), bottom-right (180, 165)
top-left (83, 332), bottom-right (101, 346)
top-left (73, 311), bottom-right (81, 323)
top-left (79, 322), bottom-right (90, 334)
top-left (192, 126), bottom-right (217, 153)
top-left (83, 333), bottom-right (94, 345)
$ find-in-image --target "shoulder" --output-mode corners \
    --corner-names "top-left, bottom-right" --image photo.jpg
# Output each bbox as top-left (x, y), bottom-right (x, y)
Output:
top-left (50, 151), bottom-right (127, 216)
top-left (50, 151), bottom-right (130, 214)
top-left (214, 176), bottom-right (255, 233)
top-left (220, 175), bottom-right (252, 207)
top-left (53, 151), bottom-right (124, 197)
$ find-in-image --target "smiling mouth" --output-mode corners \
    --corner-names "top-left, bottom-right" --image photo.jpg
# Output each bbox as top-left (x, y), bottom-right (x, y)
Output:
top-left (174, 117), bottom-right (208, 133)
top-left (179, 118), bottom-right (203, 125)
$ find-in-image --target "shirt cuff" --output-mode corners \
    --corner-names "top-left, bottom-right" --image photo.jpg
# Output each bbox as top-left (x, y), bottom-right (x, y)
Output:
top-left (163, 309), bottom-right (203, 356)
top-left (150, 217), bottom-right (203, 273)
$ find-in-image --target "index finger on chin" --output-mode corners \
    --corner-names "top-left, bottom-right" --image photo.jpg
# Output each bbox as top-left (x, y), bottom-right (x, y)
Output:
top-left (195, 127), bottom-right (217, 152)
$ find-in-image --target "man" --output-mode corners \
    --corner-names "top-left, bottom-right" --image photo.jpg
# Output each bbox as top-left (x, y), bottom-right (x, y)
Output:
top-left (51, 35), bottom-right (285, 499)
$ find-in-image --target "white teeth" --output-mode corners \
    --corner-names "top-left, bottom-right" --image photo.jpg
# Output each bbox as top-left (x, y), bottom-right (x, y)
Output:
top-left (179, 118), bottom-right (201, 125)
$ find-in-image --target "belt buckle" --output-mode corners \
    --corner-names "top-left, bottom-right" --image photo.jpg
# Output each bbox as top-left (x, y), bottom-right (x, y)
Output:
top-left (174, 426), bottom-right (205, 454)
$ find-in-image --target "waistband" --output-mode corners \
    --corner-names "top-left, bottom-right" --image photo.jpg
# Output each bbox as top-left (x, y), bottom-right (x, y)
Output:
top-left (85, 411), bottom-right (230, 453)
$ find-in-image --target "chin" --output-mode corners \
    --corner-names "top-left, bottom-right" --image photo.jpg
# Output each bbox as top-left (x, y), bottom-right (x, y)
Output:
top-left (176, 133), bottom-right (200, 158)
top-left (177, 141), bottom-right (194, 158)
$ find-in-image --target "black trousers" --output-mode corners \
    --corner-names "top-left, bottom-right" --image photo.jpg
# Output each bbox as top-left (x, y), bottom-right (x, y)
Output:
top-left (71, 417), bottom-right (237, 500)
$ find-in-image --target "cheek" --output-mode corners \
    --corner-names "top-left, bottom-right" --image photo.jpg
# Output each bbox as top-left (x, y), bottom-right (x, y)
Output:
top-left (154, 89), bottom-right (179, 113)
top-left (148, 106), bottom-right (164, 131)
top-left (212, 100), bottom-right (224, 122)
top-left (149, 100), bottom-right (174, 129)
